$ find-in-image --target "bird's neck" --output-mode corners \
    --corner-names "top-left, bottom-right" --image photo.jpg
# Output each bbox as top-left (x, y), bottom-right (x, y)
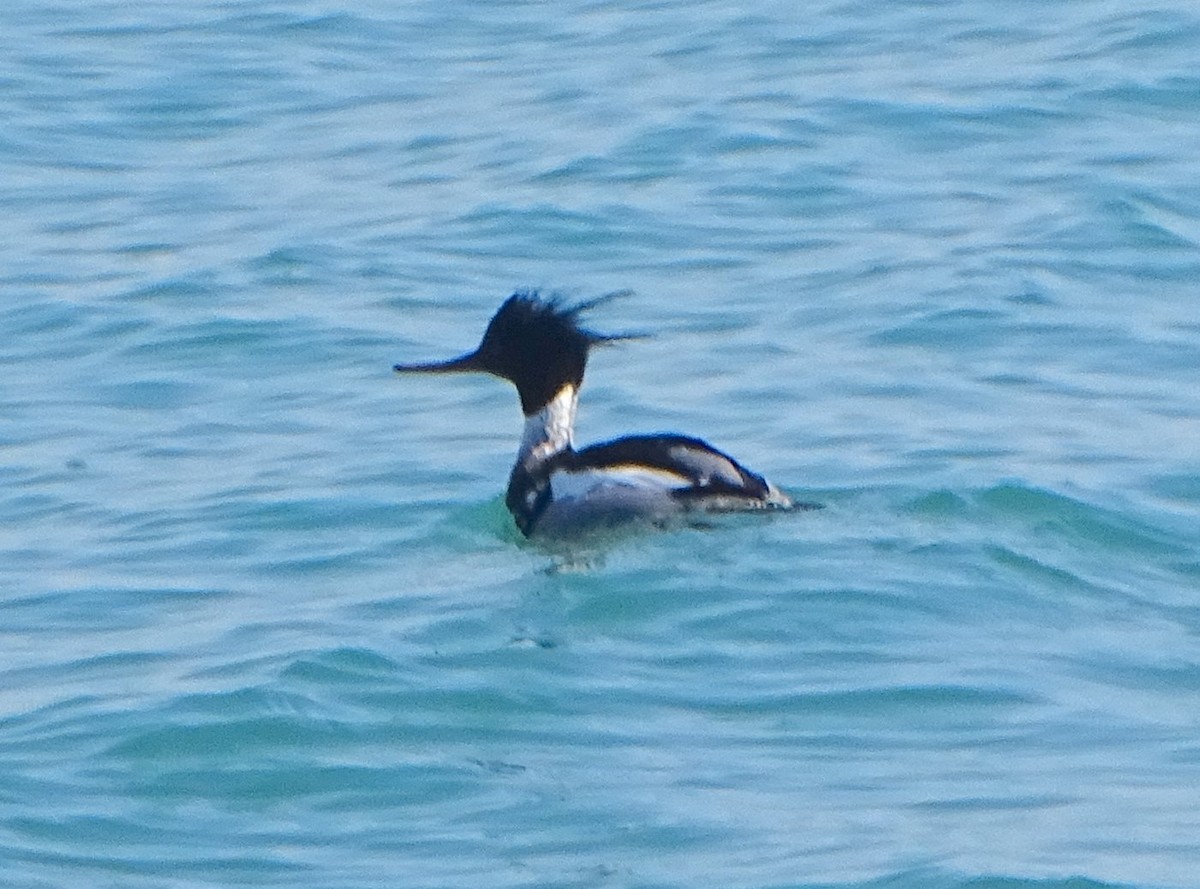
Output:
top-left (517, 384), bottom-right (577, 469)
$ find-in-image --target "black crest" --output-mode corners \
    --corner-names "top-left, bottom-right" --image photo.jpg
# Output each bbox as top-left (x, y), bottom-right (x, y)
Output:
top-left (393, 291), bottom-right (632, 415)
top-left (473, 292), bottom-right (615, 413)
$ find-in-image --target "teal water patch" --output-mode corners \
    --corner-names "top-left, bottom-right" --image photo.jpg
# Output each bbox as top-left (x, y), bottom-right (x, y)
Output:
top-left (974, 485), bottom-right (1185, 554)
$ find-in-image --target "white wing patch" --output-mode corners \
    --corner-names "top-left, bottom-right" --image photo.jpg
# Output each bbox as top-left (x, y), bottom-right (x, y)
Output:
top-left (666, 445), bottom-right (745, 488)
top-left (549, 465), bottom-right (691, 502)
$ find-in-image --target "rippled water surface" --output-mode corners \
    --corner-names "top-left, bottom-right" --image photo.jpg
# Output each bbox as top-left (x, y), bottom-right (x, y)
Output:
top-left (3, 2), bottom-right (1200, 888)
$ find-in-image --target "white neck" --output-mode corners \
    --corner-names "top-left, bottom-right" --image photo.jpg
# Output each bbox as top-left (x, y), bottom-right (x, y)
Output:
top-left (518, 384), bottom-right (577, 469)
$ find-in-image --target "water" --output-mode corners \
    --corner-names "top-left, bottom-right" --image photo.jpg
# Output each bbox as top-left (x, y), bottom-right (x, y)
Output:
top-left (2, 2), bottom-right (1199, 887)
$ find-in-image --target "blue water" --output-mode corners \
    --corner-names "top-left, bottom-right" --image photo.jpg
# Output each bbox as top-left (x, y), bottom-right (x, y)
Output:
top-left (3, 2), bottom-right (1200, 887)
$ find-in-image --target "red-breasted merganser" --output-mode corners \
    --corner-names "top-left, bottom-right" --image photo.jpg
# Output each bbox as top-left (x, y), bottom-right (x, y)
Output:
top-left (393, 291), bottom-right (803, 538)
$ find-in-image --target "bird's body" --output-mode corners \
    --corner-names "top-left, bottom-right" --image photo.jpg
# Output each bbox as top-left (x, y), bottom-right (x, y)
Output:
top-left (394, 292), bottom-right (801, 538)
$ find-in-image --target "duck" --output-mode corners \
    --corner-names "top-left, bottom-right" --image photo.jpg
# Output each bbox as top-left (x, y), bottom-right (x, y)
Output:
top-left (393, 291), bottom-right (805, 537)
